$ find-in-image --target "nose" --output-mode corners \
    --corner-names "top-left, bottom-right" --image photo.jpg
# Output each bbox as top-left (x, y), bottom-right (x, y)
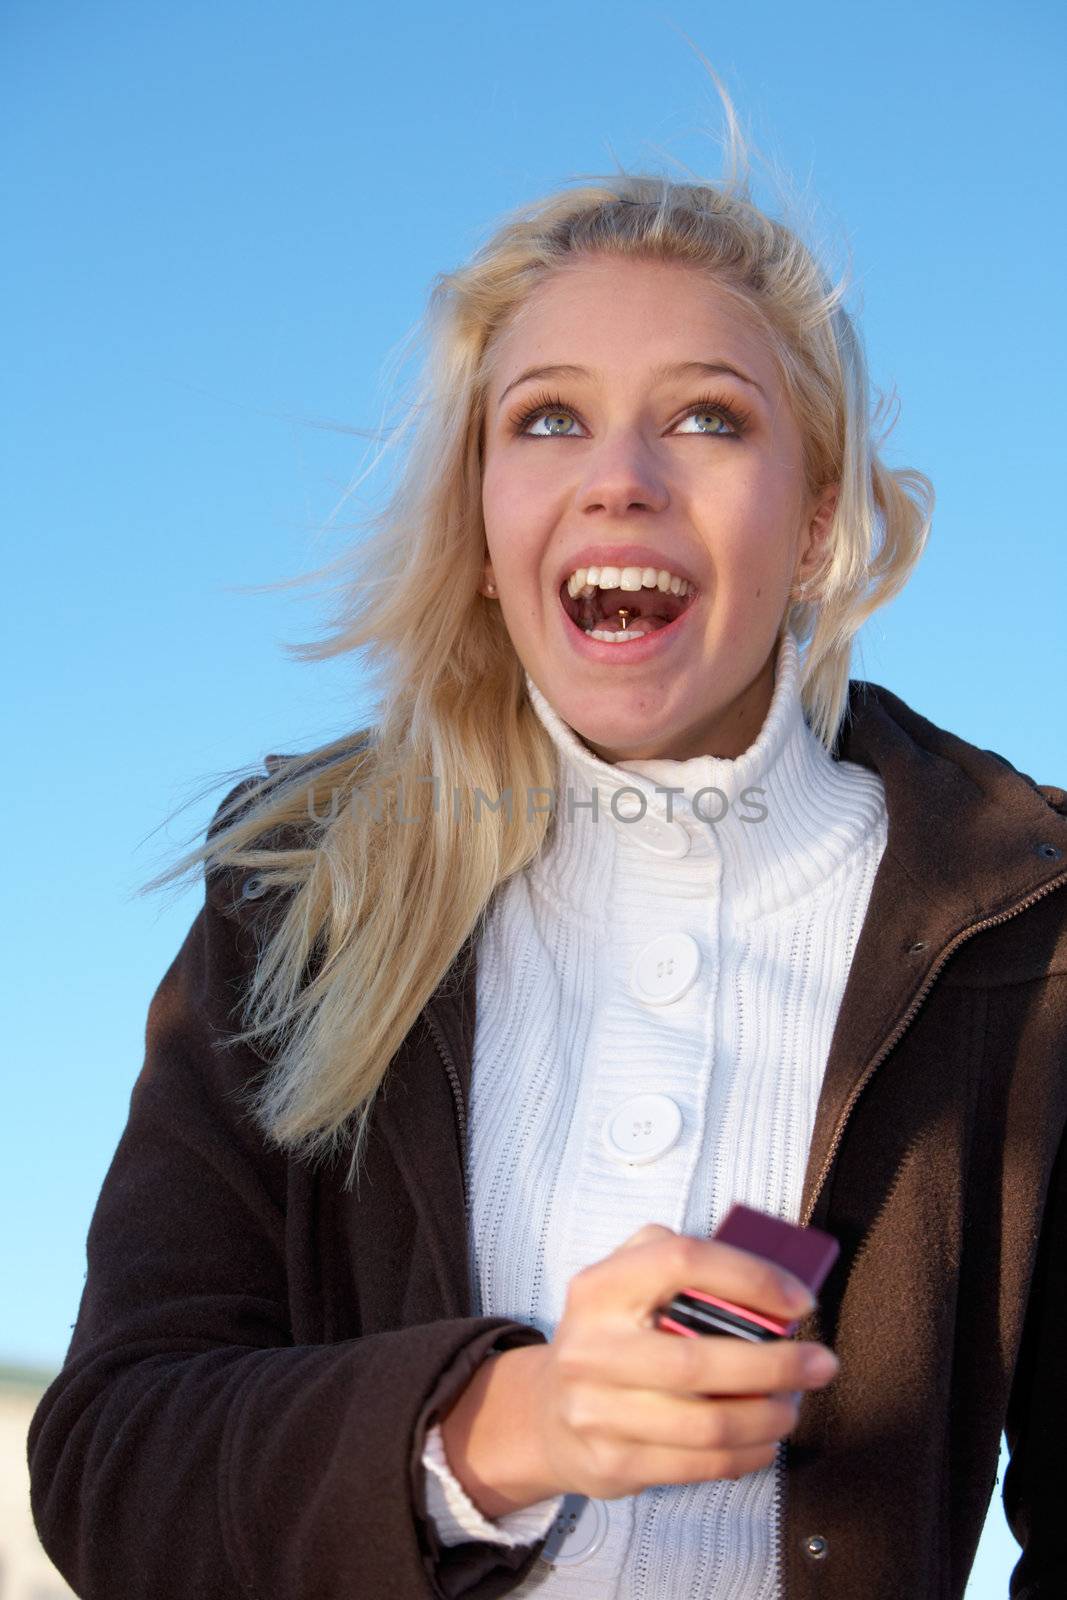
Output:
top-left (576, 433), bottom-right (671, 517)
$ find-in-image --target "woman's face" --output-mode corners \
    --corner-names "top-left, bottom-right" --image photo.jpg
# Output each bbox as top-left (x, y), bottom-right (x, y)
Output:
top-left (480, 255), bottom-right (836, 762)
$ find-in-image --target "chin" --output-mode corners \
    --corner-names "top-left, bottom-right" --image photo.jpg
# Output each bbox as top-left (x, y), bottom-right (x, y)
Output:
top-left (573, 712), bottom-right (679, 763)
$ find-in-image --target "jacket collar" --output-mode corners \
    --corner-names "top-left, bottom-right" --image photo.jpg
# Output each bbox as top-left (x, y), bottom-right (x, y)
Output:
top-left (795, 678), bottom-right (1067, 1222)
top-left (403, 674), bottom-right (1067, 1306)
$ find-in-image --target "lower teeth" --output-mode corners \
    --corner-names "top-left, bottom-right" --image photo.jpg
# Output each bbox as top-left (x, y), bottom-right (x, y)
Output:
top-left (584, 624), bottom-right (654, 643)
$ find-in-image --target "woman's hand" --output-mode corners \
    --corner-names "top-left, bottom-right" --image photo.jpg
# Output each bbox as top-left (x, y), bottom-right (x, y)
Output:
top-left (529, 1223), bottom-right (838, 1500)
top-left (437, 1223), bottom-right (840, 1516)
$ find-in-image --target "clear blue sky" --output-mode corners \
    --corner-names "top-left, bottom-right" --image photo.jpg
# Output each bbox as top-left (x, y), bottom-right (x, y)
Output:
top-left (3, 2), bottom-right (1064, 1591)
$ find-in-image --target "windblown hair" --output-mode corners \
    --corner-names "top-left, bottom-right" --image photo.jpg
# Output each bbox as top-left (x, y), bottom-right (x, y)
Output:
top-left (144, 74), bottom-right (933, 1190)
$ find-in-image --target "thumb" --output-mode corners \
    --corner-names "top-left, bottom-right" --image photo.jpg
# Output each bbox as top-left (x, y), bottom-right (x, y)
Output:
top-left (616, 1223), bottom-right (676, 1253)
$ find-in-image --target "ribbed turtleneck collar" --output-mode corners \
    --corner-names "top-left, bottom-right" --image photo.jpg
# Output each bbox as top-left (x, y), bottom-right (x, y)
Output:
top-left (522, 627), bottom-right (888, 924)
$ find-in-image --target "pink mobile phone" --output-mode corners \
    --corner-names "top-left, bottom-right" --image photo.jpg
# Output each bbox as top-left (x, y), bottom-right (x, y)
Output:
top-left (654, 1203), bottom-right (840, 1342)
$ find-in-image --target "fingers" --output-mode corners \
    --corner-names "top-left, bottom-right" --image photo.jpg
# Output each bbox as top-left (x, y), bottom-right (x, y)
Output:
top-left (592, 1229), bottom-right (815, 1326)
top-left (542, 1225), bottom-right (840, 1502)
top-left (556, 1321), bottom-right (839, 1399)
top-left (560, 1383), bottom-right (802, 1454)
top-left (614, 1223), bottom-right (676, 1253)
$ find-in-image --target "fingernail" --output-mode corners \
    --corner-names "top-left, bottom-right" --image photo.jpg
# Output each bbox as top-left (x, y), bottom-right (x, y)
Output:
top-left (786, 1281), bottom-right (816, 1315)
top-left (805, 1349), bottom-right (839, 1381)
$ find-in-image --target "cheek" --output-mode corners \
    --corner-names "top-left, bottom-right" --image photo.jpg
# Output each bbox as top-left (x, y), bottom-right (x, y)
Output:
top-left (711, 519), bottom-right (789, 587)
top-left (482, 467), bottom-right (547, 571)
top-left (707, 462), bottom-right (803, 568)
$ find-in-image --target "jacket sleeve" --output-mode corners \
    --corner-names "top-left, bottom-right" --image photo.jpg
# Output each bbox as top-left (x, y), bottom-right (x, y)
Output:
top-left (1004, 1118), bottom-right (1067, 1597)
top-left (26, 823), bottom-right (552, 1600)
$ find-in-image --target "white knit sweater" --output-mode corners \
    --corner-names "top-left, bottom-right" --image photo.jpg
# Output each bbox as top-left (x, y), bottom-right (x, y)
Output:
top-left (421, 627), bottom-right (888, 1597)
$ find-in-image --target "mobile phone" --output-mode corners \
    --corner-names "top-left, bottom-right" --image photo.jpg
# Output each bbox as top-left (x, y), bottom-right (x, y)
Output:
top-left (653, 1203), bottom-right (840, 1342)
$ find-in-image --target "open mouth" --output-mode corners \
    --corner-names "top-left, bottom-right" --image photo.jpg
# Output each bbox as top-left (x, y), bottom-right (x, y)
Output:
top-left (559, 579), bottom-right (697, 642)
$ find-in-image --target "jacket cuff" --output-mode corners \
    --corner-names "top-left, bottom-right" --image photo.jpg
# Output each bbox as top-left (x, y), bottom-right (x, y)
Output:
top-left (409, 1321), bottom-right (553, 1598)
top-left (422, 1420), bottom-right (564, 1548)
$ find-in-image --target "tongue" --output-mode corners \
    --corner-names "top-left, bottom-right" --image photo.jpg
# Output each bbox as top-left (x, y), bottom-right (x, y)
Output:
top-left (589, 586), bottom-right (674, 626)
top-left (595, 614), bottom-right (668, 635)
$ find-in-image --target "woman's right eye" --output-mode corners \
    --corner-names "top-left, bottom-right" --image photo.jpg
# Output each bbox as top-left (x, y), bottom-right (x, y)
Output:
top-left (523, 407), bottom-right (580, 436)
top-left (509, 392), bottom-right (583, 437)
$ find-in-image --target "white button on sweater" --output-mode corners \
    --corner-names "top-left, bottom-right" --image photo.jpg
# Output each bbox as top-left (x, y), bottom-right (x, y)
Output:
top-left (422, 626), bottom-right (888, 1597)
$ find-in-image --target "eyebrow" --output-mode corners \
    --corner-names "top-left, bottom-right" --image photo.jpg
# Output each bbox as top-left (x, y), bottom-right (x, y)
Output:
top-left (495, 359), bottom-right (767, 410)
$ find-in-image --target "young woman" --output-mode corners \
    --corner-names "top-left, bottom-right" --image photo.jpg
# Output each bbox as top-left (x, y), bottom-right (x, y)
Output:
top-left (28, 107), bottom-right (1067, 1600)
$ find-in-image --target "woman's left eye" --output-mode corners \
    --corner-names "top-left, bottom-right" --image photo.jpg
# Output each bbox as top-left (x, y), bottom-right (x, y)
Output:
top-left (676, 406), bottom-right (735, 435)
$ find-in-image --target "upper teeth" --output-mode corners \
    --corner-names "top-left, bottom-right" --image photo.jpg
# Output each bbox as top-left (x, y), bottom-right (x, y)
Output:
top-left (566, 565), bottom-right (692, 599)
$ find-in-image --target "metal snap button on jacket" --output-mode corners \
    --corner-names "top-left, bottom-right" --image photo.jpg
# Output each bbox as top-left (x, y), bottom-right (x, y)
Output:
top-left (539, 1494), bottom-right (609, 1566)
top-left (803, 1533), bottom-right (829, 1560)
top-left (603, 1093), bottom-right (683, 1165)
top-left (631, 932), bottom-right (701, 1005)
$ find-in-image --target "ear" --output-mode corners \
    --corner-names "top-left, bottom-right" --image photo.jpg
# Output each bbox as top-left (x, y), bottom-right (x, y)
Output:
top-left (795, 483), bottom-right (839, 588)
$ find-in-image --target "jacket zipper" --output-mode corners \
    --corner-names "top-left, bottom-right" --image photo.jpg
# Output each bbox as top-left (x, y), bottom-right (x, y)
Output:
top-left (800, 864), bottom-right (1067, 1230)
top-left (774, 862), bottom-right (1067, 1594)
top-left (424, 1008), bottom-right (471, 1229)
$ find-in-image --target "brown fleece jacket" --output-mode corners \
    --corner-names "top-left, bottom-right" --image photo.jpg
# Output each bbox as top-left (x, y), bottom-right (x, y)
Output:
top-left (27, 675), bottom-right (1067, 1599)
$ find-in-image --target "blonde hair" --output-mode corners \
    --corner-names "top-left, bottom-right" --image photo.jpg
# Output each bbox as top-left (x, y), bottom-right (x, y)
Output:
top-left (144, 77), bottom-right (933, 1190)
